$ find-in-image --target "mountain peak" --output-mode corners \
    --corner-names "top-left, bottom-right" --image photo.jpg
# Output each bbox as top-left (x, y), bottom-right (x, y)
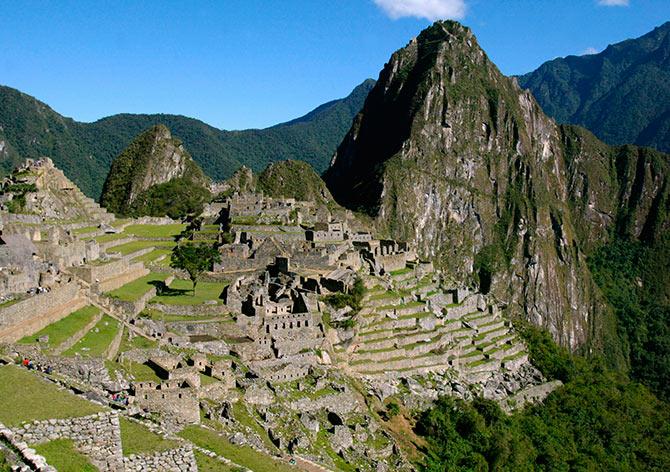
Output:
top-left (100, 124), bottom-right (209, 217)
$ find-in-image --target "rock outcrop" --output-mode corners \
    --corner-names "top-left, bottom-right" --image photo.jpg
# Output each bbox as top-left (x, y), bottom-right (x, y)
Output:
top-left (325, 21), bottom-right (670, 358)
top-left (100, 124), bottom-right (210, 217)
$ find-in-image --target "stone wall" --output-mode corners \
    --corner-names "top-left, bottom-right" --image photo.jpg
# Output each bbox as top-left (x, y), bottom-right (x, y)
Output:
top-left (151, 302), bottom-right (224, 316)
top-left (0, 282), bottom-right (86, 342)
top-left (0, 421), bottom-right (56, 471)
top-left (98, 263), bottom-right (149, 293)
top-left (10, 411), bottom-right (123, 471)
top-left (99, 236), bottom-right (134, 251)
top-left (123, 445), bottom-right (197, 472)
top-left (134, 388), bottom-right (200, 424)
top-left (71, 258), bottom-right (130, 283)
top-left (105, 279), bottom-right (160, 318)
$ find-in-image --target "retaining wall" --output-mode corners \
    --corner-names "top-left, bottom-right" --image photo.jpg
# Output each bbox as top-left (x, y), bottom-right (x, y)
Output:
top-left (11, 411), bottom-right (123, 471)
top-left (123, 445), bottom-right (197, 472)
top-left (0, 282), bottom-right (86, 342)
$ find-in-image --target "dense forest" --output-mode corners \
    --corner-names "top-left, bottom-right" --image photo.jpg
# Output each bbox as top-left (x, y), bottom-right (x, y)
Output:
top-left (417, 324), bottom-right (670, 471)
top-left (0, 79), bottom-right (374, 199)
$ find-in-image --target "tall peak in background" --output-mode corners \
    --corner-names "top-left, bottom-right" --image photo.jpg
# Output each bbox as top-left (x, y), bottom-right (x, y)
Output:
top-left (326, 20), bottom-right (670, 361)
top-left (518, 21), bottom-right (670, 153)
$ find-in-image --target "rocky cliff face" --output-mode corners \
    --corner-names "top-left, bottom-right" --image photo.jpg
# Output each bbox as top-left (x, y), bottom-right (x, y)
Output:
top-left (100, 124), bottom-right (209, 216)
top-left (326, 21), bottom-right (670, 358)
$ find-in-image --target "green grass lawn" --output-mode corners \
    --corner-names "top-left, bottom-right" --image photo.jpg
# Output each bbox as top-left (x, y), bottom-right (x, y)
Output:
top-left (18, 306), bottom-right (100, 348)
top-left (193, 451), bottom-right (240, 471)
top-left (33, 439), bottom-right (97, 471)
top-left (390, 267), bottom-right (412, 276)
top-left (119, 417), bottom-right (179, 456)
top-left (123, 223), bottom-right (186, 239)
top-left (62, 315), bottom-right (120, 357)
top-left (109, 240), bottom-right (176, 256)
top-left (179, 426), bottom-right (294, 472)
top-left (151, 279), bottom-right (227, 305)
top-left (92, 232), bottom-right (127, 243)
top-left (0, 365), bottom-right (103, 426)
top-left (132, 248), bottom-right (172, 264)
top-left (117, 327), bottom-right (158, 353)
top-left (139, 308), bottom-right (232, 323)
top-left (106, 272), bottom-right (169, 302)
top-left (72, 225), bottom-right (99, 235)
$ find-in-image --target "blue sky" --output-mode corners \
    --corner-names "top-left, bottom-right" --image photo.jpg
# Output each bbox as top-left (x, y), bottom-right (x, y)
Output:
top-left (1, 0), bottom-right (668, 129)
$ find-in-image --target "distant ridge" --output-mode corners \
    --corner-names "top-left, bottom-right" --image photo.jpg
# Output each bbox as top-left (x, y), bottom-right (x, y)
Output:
top-left (518, 21), bottom-right (670, 153)
top-left (0, 79), bottom-right (375, 199)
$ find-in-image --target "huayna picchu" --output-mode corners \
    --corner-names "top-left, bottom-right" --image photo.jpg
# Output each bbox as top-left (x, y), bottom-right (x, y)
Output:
top-left (1, 13), bottom-right (669, 472)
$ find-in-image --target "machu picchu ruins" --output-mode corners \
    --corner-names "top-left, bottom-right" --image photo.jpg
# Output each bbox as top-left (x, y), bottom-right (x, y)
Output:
top-left (0, 154), bottom-right (559, 472)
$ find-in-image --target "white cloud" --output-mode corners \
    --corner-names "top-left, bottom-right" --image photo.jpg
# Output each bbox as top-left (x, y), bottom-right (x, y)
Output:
top-left (582, 47), bottom-right (599, 55)
top-left (373, 0), bottom-right (467, 21)
top-left (597, 0), bottom-right (629, 6)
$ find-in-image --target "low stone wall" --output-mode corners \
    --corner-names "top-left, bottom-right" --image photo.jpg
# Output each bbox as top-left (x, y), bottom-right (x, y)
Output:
top-left (0, 422), bottom-right (55, 471)
top-left (0, 213), bottom-right (43, 224)
top-left (11, 411), bottom-right (123, 471)
top-left (444, 297), bottom-right (479, 320)
top-left (98, 264), bottom-right (149, 293)
top-left (107, 280), bottom-right (159, 318)
top-left (123, 445), bottom-right (198, 472)
top-left (71, 258), bottom-right (130, 283)
top-left (11, 347), bottom-right (112, 387)
top-left (0, 282), bottom-right (86, 342)
top-left (151, 303), bottom-right (224, 316)
top-left (99, 236), bottom-right (134, 251)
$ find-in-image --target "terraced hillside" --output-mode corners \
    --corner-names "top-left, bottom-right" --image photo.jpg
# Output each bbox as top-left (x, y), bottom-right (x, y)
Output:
top-left (339, 263), bottom-right (529, 383)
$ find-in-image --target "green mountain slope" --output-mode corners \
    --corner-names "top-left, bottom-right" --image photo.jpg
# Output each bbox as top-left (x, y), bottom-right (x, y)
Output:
top-left (518, 21), bottom-right (670, 152)
top-left (0, 79), bottom-right (374, 199)
top-left (100, 124), bottom-right (210, 218)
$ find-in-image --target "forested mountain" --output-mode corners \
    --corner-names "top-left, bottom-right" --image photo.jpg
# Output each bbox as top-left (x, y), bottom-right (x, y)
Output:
top-left (99, 125), bottom-right (210, 218)
top-left (518, 21), bottom-right (670, 153)
top-left (0, 79), bottom-right (374, 198)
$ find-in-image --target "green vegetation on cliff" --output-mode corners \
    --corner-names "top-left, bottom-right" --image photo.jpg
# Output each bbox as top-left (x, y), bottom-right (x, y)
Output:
top-left (257, 160), bottom-right (335, 205)
top-left (588, 236), bottom-right (670, 401)
top-left (417, 325), bottom-right (670, 471)
top-left (518, 21), bottom-right (670, 153)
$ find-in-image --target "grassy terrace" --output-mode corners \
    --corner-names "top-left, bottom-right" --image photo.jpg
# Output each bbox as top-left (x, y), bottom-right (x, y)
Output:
top-left (33, 439), bottom-right (97, 471)
top-left (151, 279), bottom-right (227, 305)
top-left (366, 290), bottom-right (402, 302)
top-left (108, 359), bottom-right (162, 383)
top-left (194, 451), bottom-right (237, 472)
top-left (107, 272), bottom-right (169, 301)
top-left (91, 232), bottom-right (127, 243)
top-left (179, 425), bottom-right (294, 472)
top-left (119, 417), bottom-right (179, 456)
top-left (108, 239), bottom-right (176, 255)
top-left (132, 248), bottom-right (172, 264)
top-left (140, 308), bottom-right (231, 323)
top-left (0, 297), bottom-right (21, 309)
top-left (62, 315), bottom-right (120, 357)
top-left (0, 365), bottom-right (104, 426)
top-left (123, 223), bottom-right (186, 239)
top-left (389, 267), bottom-right (412, 276)
top-left (71, 225), bottom-right (99, 235)
top-left (18, 305), bottom-right (100, 348)
top-left (115, 327), bottom-right (158, 354)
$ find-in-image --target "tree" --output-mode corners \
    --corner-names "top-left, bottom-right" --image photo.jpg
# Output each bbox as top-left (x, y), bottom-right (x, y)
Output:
top-left (170, 243), bottom-right (221, 295)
